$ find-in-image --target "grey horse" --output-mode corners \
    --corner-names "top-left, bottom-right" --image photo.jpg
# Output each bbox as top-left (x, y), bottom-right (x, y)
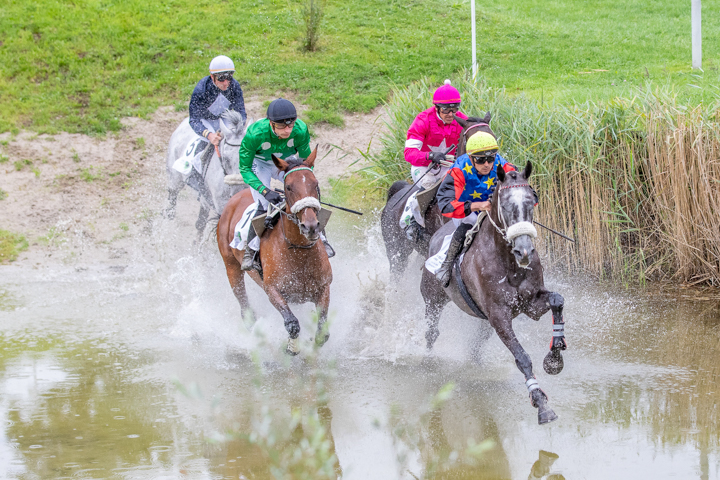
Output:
top-left (164, 110), bottom-right (250, 235)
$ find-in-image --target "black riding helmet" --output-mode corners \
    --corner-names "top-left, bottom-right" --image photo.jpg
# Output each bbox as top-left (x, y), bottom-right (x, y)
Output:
top-left (267, 98), bottom-right (297, 124)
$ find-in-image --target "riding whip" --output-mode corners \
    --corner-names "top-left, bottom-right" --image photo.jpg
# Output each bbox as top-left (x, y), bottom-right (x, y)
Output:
top-left (390, 145), bottom-right (455, 209)
top-left (533, 221), bottom-right (576, 243)
top-left (273, 189), bottom-right (362, 216)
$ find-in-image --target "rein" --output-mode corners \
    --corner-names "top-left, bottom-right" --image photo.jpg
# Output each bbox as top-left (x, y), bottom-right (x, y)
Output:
top-left (278, 165), bottom-right (321, 249)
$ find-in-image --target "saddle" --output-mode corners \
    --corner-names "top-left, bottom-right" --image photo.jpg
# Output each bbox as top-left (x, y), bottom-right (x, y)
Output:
top-left (416, 179), bottom-right (442, 215)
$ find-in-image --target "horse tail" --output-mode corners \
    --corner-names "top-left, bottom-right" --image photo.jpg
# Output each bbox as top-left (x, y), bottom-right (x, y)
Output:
top-left (201, 211), bottom-right (221, 245)
top-left (387, 180), bottom-right (410, 202)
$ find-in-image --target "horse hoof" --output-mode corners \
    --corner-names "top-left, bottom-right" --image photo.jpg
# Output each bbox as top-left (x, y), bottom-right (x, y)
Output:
top-left (315, 333), bottom-right (329, 347)
top-left (285, 337), bottom-right (300, 356)
top-left (538, 408), bottom-right (558, 425)
top-left (543, 349), bottom-right (564, 375)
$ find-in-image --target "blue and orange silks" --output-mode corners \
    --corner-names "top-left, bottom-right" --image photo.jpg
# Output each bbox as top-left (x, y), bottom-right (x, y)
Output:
top-left (436, 153), bottom-right (516, 219)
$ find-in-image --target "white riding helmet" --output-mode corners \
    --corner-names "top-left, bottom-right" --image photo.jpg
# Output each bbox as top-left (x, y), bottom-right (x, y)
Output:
top-left (209, 55), bottom-right (235, 74)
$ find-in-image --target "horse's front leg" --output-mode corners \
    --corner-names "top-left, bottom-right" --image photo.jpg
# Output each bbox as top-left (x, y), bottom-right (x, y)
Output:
top-left (314, 284), bottom-right (331, 347)
top-left (265, 285), bottom-right (302, 356)
top-left (492, 315), bottom-right (558, 425)
top-left (528, 290), bottom-right (567, 375)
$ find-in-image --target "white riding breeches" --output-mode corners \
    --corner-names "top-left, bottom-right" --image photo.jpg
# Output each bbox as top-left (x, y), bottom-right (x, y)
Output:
top-left (250, 159), bottom-right (287, 208)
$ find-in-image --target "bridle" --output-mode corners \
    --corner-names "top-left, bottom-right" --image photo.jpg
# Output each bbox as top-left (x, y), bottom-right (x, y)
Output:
top-left (277, 165), bottom-right (322, 249)
top-left (486, 183), bottom-right (538, 247)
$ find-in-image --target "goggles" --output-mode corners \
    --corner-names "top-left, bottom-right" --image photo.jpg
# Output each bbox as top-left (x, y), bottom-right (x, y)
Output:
top-left (271, 118), bottom-right (297, 129)
top-left (470, 151), bottom-right (497, 165)
top-left (214, 71), bottom-right (234, 82)
top-left (436, 103), bottom-right (461, 114)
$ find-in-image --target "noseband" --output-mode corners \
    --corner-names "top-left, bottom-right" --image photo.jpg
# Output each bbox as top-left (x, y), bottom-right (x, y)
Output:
top-left (487, 183), bottom-right (538, 245)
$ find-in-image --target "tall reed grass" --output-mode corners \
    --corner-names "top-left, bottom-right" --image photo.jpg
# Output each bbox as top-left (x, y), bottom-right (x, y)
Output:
top-left (370, 74), bottom-right (720, 285)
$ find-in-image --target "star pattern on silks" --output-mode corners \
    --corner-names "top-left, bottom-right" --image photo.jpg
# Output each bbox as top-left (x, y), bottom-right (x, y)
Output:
top-left (463, 163), bottom-right (474, 174)
top-left (470, 190), bottom-right (482, 199)
top-left (484, 177), bottom-right (495, 188)
top-left (428, 139), bottom-right (448, 153)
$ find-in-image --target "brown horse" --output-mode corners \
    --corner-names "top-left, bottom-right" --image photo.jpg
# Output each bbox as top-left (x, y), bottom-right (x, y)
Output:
top-left (217, 149), bottom-right (332, 355)
top-left (380, 113), bottom-right (495, 277)
top-left (420, 161), bottom-right (567, 424)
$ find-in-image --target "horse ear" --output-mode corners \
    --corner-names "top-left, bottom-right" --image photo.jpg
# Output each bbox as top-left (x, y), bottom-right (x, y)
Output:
top-left (272, 154), bottom-right (290, 171)
top-left (496, 164), bottom-right (506, 183)
top-left (483, 111), bottom-right (492, 123)
top-left (454, 116), bottom-right (468, 128)
top-left (304, 146), bottom-right (318, 168)
top-left (524, 161), bottom-right (532, 179)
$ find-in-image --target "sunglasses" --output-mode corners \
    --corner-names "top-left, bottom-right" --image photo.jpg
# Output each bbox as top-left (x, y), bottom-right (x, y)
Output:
top-left (470, 153), bottom-right (497, 165)
top-left (437, 105), bottom-right (460, 114)
top-left (272, 119), bottom-right (296, 129)
top-left (214, 72), bottom-right (234, 82)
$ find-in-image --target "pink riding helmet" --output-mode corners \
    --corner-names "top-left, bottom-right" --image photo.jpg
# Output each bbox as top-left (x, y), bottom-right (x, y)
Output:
top-left (432, 80), bottom-right (461, 105)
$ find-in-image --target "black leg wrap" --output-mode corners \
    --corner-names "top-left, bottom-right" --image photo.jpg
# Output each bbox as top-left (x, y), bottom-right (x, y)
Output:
top-left (285, 317), bottom-right (300, 339)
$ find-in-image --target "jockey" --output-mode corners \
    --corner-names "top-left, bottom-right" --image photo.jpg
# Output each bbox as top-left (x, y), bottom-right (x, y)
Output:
top-left (186, 55), bottom-right (247, 194)
top-left (433, 131), bottom-right (516, 287)
top-left (238, 98), bottom-right (334, 271)
top-left (399, 80), bottom-right (468, 241)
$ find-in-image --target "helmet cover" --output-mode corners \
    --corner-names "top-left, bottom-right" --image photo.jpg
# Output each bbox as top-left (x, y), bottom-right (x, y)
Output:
top-left (466, 131), bottom-right (499, 155)
top-left (266, 98), bottom-right (297, 122)
top-left (209, 55), bottom-right (235, 74)
top-left (432, 79), bottom-right (462, 105)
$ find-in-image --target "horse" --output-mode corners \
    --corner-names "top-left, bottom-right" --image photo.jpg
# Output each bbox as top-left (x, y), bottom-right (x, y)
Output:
top-left (420, 161), bottom-right (568, 425)
top-left (380, 113), bottom-right (494, 277)
top-left (165, 110), bottom-right (249, 237)
top-left (217, 148), bottom-right (332, 355)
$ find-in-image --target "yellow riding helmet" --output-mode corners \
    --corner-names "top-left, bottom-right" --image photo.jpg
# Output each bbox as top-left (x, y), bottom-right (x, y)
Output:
top-left (466, 131), bottom-right (498, 155)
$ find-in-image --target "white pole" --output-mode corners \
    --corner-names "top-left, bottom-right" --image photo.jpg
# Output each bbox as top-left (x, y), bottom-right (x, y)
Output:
top-left (471, 0), bottom-right (477, 79)
top-left (692, 0), bottom-right (702, 69)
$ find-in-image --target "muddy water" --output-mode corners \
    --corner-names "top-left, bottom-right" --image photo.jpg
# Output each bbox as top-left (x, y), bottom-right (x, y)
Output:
top-left (1, 209), bottom-right (719, 479)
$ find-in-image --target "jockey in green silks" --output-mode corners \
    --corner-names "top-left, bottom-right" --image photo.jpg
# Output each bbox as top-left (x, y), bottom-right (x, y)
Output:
top-left (238, 98), bottom-right (334, 271)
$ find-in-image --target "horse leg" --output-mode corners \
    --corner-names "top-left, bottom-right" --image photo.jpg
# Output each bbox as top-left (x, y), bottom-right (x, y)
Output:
top-left (264, 284), bottom-right (302, 356)
top-left (527, 290), bottom-right (567, 375)
top-left (314, 285), bottom-right (331, 347)
top-left (421, 270), bottom-right (449, 350)
top-left (195, 205), bottom-right (210, 236)
top-left (493, 319), bottom-right (558, 425)
top-left (223, 260), bottom-right (255, 329)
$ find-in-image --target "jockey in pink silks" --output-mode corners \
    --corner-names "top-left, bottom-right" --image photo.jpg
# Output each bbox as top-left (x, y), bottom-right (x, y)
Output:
top-left (399, 80), bottom-right (468, 241)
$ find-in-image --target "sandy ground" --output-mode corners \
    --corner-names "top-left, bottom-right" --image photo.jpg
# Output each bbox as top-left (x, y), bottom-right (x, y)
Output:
top-left (0, 96), bottom-right (387, 266)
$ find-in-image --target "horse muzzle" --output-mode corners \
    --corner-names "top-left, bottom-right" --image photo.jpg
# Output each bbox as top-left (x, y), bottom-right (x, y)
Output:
top-left (512, 235), bottom-right (535, 268)
top-left (298, 214), bottom-right (320, 241)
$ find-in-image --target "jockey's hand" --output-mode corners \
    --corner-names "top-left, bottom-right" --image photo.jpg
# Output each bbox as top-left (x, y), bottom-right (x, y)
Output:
top-left (428, 151), bottom-right (446, 166)
top-left (470, 201), bottom-right (491, 212)
top-left (263, 189), bottom-right (283, 205)
top-left (208, 132), bottom-right (223, 146)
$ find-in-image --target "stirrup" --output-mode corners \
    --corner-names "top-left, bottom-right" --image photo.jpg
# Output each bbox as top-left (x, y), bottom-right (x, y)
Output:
top-left (241, 248), bottom-right (257, 271)
top-left (323, 239), bottom-right (335, 258)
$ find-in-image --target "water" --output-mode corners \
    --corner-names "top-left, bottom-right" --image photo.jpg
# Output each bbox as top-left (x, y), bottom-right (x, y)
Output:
top-left (1, 206), bottom-right (719, 479)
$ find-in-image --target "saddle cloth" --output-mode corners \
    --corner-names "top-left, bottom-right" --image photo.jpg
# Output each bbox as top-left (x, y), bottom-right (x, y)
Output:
top-left (229, 203), bottom-right (260, 251)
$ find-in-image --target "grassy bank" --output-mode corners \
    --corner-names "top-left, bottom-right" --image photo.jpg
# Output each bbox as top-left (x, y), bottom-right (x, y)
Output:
top-left (0, 230), bottom-right (28, 263)
top-left (371, 74), bottom-right (720, 285)
top-left (2, 0), bottom-right (719, 134)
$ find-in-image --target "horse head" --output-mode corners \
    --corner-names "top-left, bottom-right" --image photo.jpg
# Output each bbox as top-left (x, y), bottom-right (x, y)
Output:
top-left (495, 162), bottom-right (538, 268)
top-left (272, 148), bottom-right (321, 241)
top-left (218, 110), bottom-right (248, 173)
top-left (454, 112), bottom-right (495, 157)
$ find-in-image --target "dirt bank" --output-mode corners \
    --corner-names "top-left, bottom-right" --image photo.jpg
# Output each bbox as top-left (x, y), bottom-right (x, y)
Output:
top-left (0, 97), bottom-right (387, 266)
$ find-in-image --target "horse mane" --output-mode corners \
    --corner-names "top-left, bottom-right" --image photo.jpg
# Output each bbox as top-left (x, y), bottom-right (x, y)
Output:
top-left (221, 110), bottom-right (245, 134)
top-left (283, 154), bottom-right (307, 170)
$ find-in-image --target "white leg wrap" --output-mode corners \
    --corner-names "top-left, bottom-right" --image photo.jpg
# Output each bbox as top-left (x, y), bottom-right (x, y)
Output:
top-left (526, 378), bottom-right (540, 393)
top-left (286, 337), bottom-right (299, 355)
top-left (553, 324), bottom-right (565, 337)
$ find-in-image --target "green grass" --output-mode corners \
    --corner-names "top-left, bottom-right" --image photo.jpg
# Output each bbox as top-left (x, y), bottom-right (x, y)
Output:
top-left (2, 0), bottom-right (718, 134)
top-left (0, 189), bottom-right (7, 201)
top-left (0, 230), bottom-right (29, 263)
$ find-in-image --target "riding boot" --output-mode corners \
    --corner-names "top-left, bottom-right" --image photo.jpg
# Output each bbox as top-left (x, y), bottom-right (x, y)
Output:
top-left (241, 204), bottom-right (267, 272)
top-left (435, 223), bottom-right (473, 288)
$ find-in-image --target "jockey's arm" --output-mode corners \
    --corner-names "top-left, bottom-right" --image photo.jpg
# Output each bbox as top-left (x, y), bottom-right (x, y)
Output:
top-left (294, 125), bottom-right (312, 160)
top-left (188, 82), bottom-right (209, 138)
top-left (437, 168), bottom-right (471, 218)
top-left (238, 134), bottom-right (266, 193)
top-left (404, 117), bottom-right (431, 167)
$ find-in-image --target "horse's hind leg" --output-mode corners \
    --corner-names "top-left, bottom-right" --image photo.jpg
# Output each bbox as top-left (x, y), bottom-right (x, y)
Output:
top-left (420, 269), bottom-right (449, 350)
top-left (223, 259), bottom-right (255, 329)
top-left (265, 284), bottom-right (302, 355)
top-left (492, 316), bottom-right (557, 425)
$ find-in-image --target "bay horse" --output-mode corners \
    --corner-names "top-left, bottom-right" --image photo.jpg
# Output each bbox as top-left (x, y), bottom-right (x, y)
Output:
top-left (217, 148), bottom-right (332, 355)
top-left (165, 110), bottom-right (249, 237)
top-left (420, 161), bottom-right (568, 424)
top-left (380, 112), bottom-right (494, 277)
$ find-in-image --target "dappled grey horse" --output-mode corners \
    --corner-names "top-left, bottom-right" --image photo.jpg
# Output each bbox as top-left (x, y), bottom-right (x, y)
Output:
top-left (421, 161), bottom-right (568, 424)
top-left (165, 110), bottom-right (250, 235)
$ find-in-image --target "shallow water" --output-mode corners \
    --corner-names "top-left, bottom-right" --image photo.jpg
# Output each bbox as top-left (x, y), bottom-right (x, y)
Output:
top-left (1, 210), bottom-right (719, 480)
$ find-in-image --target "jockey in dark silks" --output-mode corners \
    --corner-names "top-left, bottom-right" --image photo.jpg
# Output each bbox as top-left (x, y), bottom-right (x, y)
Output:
top-left (432, 131), bottom-right (516, 287)
top-left (186, 55), bottom-right (247, 196)
top-left (238, 98), bottom-right (334, 272)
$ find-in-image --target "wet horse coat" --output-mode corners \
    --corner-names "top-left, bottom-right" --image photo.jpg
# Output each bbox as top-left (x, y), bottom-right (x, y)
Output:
top-left (421, 162), bottom-right (567, 424)
top-left (217, 149), bottom-right (332, 354)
